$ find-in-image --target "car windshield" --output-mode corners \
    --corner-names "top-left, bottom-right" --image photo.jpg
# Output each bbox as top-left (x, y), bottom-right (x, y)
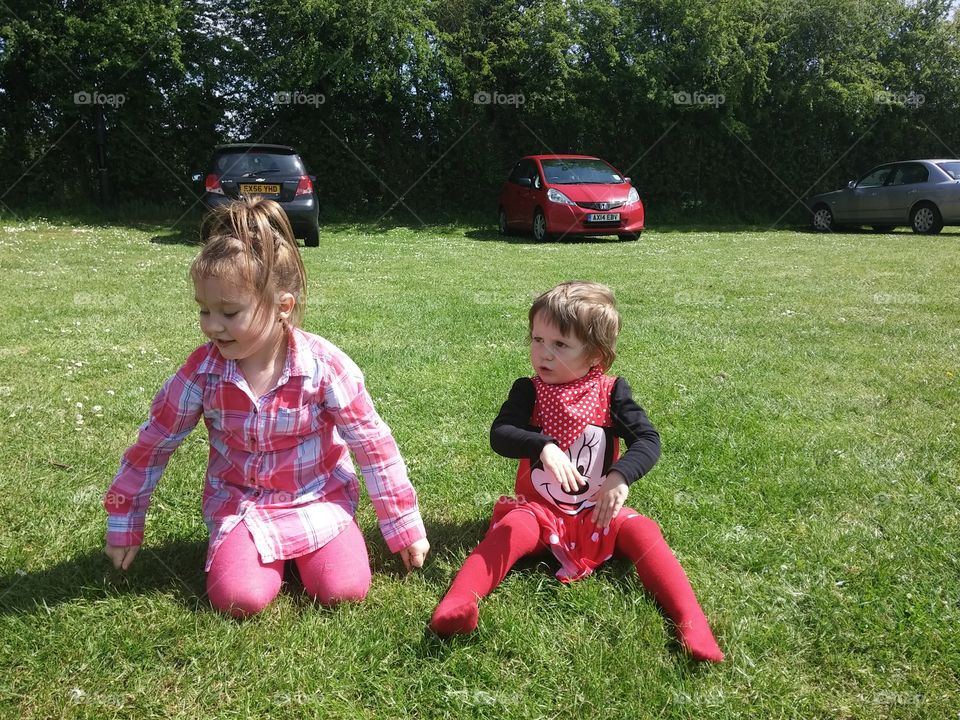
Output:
top-left (936, 161), bottom-right (960, 180)
top-left (215, 151), bottom-right (304, 177)
top-left (540, 159), bottom-right (624, 185)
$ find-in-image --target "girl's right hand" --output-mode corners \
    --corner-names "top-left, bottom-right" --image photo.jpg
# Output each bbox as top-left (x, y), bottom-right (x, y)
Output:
top-left (540, 443), bottom-right (586, 494)
top-left (105, 544), bottom-right (140, 571)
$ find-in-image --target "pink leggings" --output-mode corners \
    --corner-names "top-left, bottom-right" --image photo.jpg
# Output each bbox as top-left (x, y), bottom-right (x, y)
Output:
top-left (206, 520), bottom-right (372, 618)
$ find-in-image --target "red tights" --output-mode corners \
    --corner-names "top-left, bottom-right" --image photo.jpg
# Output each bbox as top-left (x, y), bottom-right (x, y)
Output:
top-left (430, 509), bottom-right (723, 662)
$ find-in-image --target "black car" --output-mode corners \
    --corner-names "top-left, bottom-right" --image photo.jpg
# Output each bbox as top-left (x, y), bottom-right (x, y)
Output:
top-left (194, 144), bottom-right (320, 246)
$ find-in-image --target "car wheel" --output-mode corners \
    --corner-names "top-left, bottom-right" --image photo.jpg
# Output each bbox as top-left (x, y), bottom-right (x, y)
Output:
top-left (811, 205), bottom-right (834, 232)
top-left (910, 202), bottom-right (943, 234)
top-left (303, 227), bottom-right (319, 247)
top-left (872, 225), bottom-right (895, 233)
top-left (532, 209), bottom-right (550, 241)
top-left (618, 232), bottom-right (640, 241)
top-left (498, 207), bottom-right (513, 236)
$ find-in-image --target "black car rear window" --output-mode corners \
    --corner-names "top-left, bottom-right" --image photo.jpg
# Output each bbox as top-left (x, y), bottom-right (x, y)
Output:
top-left (540, 159), bottom-right (624, 185)
top-left (937, 161), bottom-right (960, 180)
top-left (214, 151), bottom-right (304, 177)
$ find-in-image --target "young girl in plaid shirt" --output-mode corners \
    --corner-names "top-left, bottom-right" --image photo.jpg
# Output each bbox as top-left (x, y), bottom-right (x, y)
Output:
top-left (104, 197), bottom-right (429, 617)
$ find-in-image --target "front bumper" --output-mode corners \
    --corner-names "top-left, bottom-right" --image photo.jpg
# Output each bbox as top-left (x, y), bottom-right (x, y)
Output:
top-left (543, 202), bottom-right (645, 235)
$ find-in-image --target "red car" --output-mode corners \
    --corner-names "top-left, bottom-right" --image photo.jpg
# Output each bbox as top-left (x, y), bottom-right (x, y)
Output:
top-left (498, 155), bottom-right (644, 241)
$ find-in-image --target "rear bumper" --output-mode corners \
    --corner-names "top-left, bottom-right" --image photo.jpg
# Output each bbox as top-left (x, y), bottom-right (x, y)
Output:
top-left (202, 193), bottom-right (319, 236)
top-left (543, 202), bottom-right (645, 235)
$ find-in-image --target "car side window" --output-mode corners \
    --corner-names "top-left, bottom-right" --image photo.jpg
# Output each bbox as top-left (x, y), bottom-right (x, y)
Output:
top-left (858, 167), bottom-right (892, 188)
top-left (891, 164), bottom-right (929, 185)
top-left (508, 162), bottom-right (526, 184)
top-left (937, 162), bottom-right (960, 179)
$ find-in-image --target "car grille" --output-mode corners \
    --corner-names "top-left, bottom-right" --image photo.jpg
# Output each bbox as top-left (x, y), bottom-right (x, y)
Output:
top-left (576, 200), bottom-right (625, 210)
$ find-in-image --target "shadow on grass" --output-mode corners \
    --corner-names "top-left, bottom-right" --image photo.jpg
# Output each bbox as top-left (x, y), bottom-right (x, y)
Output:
top-left (0, 540), bottom-right (209, 615)
top-left (0, 518), bottom-right (494, 616)
top-left (150, 227), bottom-right (203, 245)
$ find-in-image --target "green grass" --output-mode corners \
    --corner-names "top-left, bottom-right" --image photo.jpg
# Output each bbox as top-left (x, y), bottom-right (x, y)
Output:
top-left (0, 216), bottom-right (958, 719)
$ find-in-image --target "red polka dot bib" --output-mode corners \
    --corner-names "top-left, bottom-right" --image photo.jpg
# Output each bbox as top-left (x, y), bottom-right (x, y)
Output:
top-left (531, 366), bottom-right (611, 450)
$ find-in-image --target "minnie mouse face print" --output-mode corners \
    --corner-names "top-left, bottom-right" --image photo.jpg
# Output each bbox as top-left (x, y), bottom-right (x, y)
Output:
top-left (530, 424), bottom-right (615, 514)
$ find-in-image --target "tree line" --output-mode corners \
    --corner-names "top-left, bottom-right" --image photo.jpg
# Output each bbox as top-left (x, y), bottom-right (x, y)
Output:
top-left (1, 0), bottom-right (958, 223)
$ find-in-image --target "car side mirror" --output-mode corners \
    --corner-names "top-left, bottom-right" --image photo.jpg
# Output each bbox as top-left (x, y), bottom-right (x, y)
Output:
top-left (624, 177), bottom-right (631, 184)
top-left (517, 177), bottom-right (533, 188)
top-left (847, 180), bottom-right (856, 189)
top-left (191, 172), bottom-right (203, 182)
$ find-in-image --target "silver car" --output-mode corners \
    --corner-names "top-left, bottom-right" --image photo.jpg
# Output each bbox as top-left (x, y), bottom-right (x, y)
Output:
top-left (808, 159), bottom-right (960, 234)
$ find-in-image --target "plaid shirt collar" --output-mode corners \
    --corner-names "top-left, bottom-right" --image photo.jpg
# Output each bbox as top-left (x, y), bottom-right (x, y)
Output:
top-left (194, 327), bottom-right (315, 383)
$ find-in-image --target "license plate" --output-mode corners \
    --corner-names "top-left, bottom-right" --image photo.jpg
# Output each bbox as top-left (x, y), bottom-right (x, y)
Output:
top-left (239, 183), bottom-right (280, 195)
top-left (586, 213), bottom-right (621, 222)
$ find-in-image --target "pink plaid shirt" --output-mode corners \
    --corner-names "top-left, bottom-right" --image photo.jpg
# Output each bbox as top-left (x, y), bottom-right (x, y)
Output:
top-left (105, 327), bottom-right (426, 570)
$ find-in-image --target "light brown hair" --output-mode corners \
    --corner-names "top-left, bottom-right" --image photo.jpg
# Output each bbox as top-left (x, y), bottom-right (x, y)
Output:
top-left (528, 281), bottom-right (621, 370)
top-left (191, 197), bottom-right (307, 326)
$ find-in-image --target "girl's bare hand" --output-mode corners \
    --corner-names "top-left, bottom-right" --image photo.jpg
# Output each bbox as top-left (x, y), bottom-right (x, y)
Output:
top-left (540, 443), bottom-right (586, 494)
top-left (590, 472), bottom-right (629, 529)
top-left (105, 544), bottom-right (139, 571)
top-left (398, 538), bottom-right (430, 571)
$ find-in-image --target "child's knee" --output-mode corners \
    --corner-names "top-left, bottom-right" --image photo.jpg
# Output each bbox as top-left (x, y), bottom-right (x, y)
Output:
top-left (208, 582), bottom-right (278, 618)
top-left (306, 573), bottom-right (371, 607)
top-left (487, 509), bottom-right (542, 548)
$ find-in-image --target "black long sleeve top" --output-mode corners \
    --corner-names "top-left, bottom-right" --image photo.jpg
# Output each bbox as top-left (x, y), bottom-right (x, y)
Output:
top-left (489, 376), bottom-right (661, 485)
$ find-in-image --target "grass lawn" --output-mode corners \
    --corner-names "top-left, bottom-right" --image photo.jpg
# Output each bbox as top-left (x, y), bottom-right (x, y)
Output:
top-left (0, 215), bottom-right (957, 719)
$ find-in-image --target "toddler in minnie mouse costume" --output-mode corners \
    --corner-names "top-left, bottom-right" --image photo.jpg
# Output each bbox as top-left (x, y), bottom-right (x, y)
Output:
top-left (430, 280), bottom-right (723, 662)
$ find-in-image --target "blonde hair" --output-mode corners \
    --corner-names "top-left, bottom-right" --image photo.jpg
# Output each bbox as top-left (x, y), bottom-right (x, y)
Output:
top-left (191, 197), bottom-right (307, 327)
top-left (529, 281), bottom-right (621, 370)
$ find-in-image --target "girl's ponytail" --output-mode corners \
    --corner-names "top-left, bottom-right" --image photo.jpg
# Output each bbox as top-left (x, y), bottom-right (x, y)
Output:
top-left (193, 197), bottom-right (307, 327)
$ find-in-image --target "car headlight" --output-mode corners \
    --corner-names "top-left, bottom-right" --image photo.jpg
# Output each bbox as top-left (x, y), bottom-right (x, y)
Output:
top-left (627, 187), bottom-right (640, 205)
top-left (547, 188), bottom-right (575, 205)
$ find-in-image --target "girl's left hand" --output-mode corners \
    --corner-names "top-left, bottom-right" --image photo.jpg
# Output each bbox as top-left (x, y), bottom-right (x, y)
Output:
top-left (398, 538), bottom-right (431, 571)
top-left (590, 472), bottom-right (629, 529)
